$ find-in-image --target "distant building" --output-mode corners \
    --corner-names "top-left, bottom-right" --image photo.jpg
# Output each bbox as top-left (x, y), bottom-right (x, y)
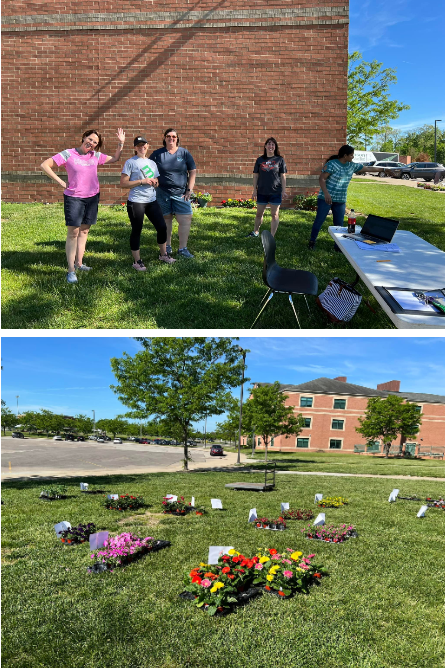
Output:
top-left (242, 377), bottom-right (445, 455)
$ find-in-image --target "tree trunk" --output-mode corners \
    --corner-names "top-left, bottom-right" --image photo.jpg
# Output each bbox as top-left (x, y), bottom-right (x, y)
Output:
top-left (183, 425), bottom-right (189, 471)
top-left (384, 441), bottom-right (390, 458)
top-left (264, 437), bottom-right (268, 463)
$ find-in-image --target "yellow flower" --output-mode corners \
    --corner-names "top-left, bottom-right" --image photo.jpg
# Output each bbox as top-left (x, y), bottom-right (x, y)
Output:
top-left (290, 551), bottom-right (303, 561)
top-left (199, 562), bottom-right (208, 567)
top-left (296, 568), bottom-right (303, 572)
top-left (259, 556), bottom-right (270, 564)
top-left (210, 586), bottom-right (218, 593)
top-left (269, 565), bottom-right (280, 574)
top-left (266, 575), bottom-right (274, 582)
top-left (228, 549), bottom-right (239, 556)
top-left (216, 582), bottom-right (224, 589)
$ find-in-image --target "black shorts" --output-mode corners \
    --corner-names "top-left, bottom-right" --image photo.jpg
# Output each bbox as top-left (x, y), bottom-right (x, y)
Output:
top-left (64, 193), bottom-right (100, 227)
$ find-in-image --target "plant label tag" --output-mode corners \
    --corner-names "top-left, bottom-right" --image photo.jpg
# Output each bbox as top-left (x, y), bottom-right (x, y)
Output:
top-left (80, 483), bottom-right (89, 490)
top-left (191, 497), bottom-right (195, 507)
top-left (54, 521), bottom-right (71, 537)
top-left (388, 489), bottom-right (399, 503)
top-left (108, 494), bottom-right (119, 500)
top-left (281, 503), bottom-right (289, 512)
top-left (211, 499), bottom-right (223, 509)
top-left (313, 513), bottom-right (325, 526)
top-left (315, 494), bottom-right (323, 504)
top-left (417, 505), bottom-right (428, 518)
top-left (248, 508), bottom-right (257, 523)
top-left (208, 546), bottom-right (234, 565)
top-left (89, 531), bottom-right (109, 550)
top-left (165, 494), bottom-right (178, 502)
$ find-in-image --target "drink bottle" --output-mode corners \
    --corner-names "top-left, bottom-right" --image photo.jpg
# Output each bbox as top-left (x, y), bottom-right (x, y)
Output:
top-left (347, 209), bottom-right (356, 233)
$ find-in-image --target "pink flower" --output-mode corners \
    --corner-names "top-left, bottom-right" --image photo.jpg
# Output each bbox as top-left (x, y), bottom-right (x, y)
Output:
top-left (254, 563), bottom-right (263, 570)
top-left (201, 579), bottom-right (212, 588)
top-left (286, 548), bottom-right (294, 552)
top-left (283, 570), bottom-right (293, 578)
top-left (282, 558), bottom-right (292, 565)
top-left (299, 563), bottom-right (309, 570)
top-left (307, 554), bottom-right (315, 559)
top-left (271, 554), bottom-right (280, 560)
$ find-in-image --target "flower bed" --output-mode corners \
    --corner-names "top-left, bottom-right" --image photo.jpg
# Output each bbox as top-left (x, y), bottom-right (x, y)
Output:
top-left (221, 198), bottom-right (256, 209)
top-left (104, 494), bottom-right (145, 511)
top-left (317, 496), bottom-right (349, 508)
top-left (254, 517), bottom-right (286, 531)
top-left (302, 523), bottom-right (357, 543)
top-left (39, 485), bottom-right (68, 500)
top-left (416, 183), bottom-right (445, 191)
top-left (281, 509), bottom-right (314, 521)
top-left (88, 532), bottom-right (170, 573)
top-left (60, 522), bottom-right (96, 545)
top-left (293, 194), bottom-right (318, 211)
top-left (162, 496), bottom-right (195, 515)
top-left (426, 497), bottom-right (445, 508)
top-left (181, 547), bottom-right (327, 615)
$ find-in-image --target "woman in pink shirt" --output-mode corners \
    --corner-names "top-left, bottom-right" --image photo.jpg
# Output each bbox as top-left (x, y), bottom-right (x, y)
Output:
top-left (41, 128), bottom-right (125, 283)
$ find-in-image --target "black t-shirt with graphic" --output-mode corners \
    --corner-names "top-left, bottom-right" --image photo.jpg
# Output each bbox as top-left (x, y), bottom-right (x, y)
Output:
top-left (253, 155), bottom-right (287, 195)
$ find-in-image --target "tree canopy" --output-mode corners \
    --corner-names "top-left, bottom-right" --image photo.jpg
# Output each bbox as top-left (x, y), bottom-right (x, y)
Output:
top-left (110, 337), bottom-right (245, 469)
top-left (348, 52), bottom-right (409, 147)
top-left (356, 395), bottom-right (421, 457)
top-left (242, 382), bottom-right (305, 462)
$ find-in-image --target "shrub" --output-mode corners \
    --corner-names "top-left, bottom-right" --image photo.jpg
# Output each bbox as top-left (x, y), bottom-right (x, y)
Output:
top-left (221, 198), bottom-right (256, 209)
top-left (293, 194), bottom-right (318, 211)
top-left (415, 152), bottom-right (430, 162)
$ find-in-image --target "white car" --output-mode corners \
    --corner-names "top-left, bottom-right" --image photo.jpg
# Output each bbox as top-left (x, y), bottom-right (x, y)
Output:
top-left (52, 435), bottom-right (63, 441)
top-left (114, 438), bottom-right (122, 444)
top-left (97, 437), bottom-right (105, 443)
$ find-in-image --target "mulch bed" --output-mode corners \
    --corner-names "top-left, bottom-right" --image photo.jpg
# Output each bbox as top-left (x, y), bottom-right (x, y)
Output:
top-left (305, 531), bottom-right (358, 543)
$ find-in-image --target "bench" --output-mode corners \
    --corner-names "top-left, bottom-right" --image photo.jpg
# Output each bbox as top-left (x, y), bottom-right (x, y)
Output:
top-left (354, 444), bottom-right (381, 455)
top-left (417, 448), bottom-right (444, 459)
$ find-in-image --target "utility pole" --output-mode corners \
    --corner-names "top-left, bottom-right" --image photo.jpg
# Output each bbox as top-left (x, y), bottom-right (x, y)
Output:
top-left (434, 120), bottom-right (442, 163)
top-left (204, 414), bottom-right (207, 449)
top-left (237, 347), bottom-right (247, 464)
top-left (91, 409), bottom-right (95, 433)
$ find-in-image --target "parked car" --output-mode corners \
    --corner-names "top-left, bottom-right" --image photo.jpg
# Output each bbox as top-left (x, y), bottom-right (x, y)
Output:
top-left (97, 437), bottom-right (105, 443)
top-left (139, 438), bottom-right (149, 444)
top-left (65, 434), bottom-right (76, 441)
top-left (210, 445), bottom-right (224, 456)
top-left (77, 435), bottom-right (86, 442)
top-left (366, 161), bottom-right (406, 177)
top-left (53, 435), bottom-right (63, 441)
top-left (114, 438), bottom-right (122, 444)
top-left (11, 432), bottom-right (25, 439)
top-left (393, 162), bottom-right (445, 181)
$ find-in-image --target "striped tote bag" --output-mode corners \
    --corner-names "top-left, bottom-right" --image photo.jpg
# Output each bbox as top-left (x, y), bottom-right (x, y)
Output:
top-left (316, 278), bottom-right (362, 323)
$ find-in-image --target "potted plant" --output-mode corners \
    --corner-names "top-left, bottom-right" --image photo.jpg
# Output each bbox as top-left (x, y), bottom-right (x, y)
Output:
top-left (162, 496), bottom-right (192, 515)
top-left (60, 522), bottom-right (97, 544)
top-left (88, 532), bottom-right (170, 572)
top-left (301, 523), bottom-right (357, 543)
top-left (282, 509), bottom-right (314, 521)
top-left (104, 494), bottom-right (145, 511)
top-left (192, 191), bottom-right (212, 208)
top-left (252, 547), bottom-right (328, 597)
top-left (317, 496), bottom-right (349, 508)
top-left (40, 484), bottom-right (68, 500)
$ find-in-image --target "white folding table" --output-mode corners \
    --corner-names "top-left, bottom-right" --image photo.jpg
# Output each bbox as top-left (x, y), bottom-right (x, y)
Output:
top-left (328, 226), bottom-right (445, 329)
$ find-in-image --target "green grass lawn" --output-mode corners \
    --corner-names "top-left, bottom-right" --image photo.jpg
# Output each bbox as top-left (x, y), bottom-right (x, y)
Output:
top-left (244, 450), bottom-right (445, 478)
top-left (2, 183), bottom-right (444, 329)
top-left (2, 471), bottom-right (445, 668)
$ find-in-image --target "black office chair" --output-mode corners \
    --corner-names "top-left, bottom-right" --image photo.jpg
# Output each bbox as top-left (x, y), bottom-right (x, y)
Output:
top-left (251, 231), bottom-right (318, 328)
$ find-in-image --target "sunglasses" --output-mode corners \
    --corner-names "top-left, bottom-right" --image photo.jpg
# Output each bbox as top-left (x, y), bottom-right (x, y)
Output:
top-left (166, 135), bottom-right (177, 139)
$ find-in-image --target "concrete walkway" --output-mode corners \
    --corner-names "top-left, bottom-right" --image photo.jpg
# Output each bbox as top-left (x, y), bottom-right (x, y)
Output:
top-left (353, 174), bottom-right (445, 190)
top-left (275, 470), bottom-right (445, 482)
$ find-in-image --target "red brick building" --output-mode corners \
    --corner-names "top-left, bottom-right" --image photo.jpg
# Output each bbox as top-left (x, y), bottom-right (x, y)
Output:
top-left (242, 377), bottom-right (445, 455)
top-left (2, 1), bottom-right (349, 203)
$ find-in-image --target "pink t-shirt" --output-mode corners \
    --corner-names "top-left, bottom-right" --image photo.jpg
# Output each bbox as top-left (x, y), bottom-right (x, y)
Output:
top-left (52, 148), bottom-right (109, 198)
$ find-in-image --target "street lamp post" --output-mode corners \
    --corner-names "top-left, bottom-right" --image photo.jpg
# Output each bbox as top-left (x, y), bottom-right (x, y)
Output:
top-left (237, 347), bottom-right (247, 465)
top-left (204, 414), bottom-right (207, 449)
top-left (91, 409), bottom-right (96, 433)
top-left (434, 120), bottom-right (442, 163)
top-left (16, 395), bottom-right (19, 417)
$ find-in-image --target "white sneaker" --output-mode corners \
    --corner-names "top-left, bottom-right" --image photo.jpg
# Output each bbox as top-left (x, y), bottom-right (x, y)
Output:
top-left (75, 263), bottom-right (92, 271)
top-left (67, 271), bottom-right (78, 284)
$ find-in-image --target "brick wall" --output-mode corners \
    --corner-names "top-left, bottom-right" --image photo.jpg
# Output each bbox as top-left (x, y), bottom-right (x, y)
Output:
top-left (2, 1), bottom-right (349, 203)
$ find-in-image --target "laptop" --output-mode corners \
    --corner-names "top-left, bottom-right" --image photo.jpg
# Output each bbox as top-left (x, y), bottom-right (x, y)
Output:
top-left (344, 214), bottom-right (399, 244)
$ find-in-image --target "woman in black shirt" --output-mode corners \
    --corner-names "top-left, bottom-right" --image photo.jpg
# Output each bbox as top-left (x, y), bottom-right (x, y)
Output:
top-left (247, 137), bottom-right (287, 238)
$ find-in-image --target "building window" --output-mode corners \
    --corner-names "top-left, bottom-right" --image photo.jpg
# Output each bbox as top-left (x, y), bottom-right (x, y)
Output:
top-left (300, 397), bottom-right (313, 407)
top-left (331, 419), bottom-right (344, 430)
top-left (415, 406), bottom-right (422, 413)
top-left (297, 438), bottom-right (309, 448)
top-left (330, 439), bottom-right (342, 449)
top-left (271, 437), bottom-right (274, 447)
top-left (303, 417), bottom-right (312, 428)
top-left (333, 399), bottom-right (346, 409)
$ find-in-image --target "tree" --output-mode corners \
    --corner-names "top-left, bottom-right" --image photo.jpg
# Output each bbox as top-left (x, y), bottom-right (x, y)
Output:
top-left (73, 414), bottom-right (94, 436)
top-left (1, 401), bottom-right (17, 435)
top-left (110, 337), bottom-right (245, 469)
top-left (356, 395), bottom-right (421, 458)
top-left (242, 382), bottom-right (305, 462)
top-left (215, 399), bottom-right (241, 446)
top-left (347, 52), bottom-right (410, 146)
top-left (32, 409), bottom-right (66, 436)
top-left (395, 125), bottom-right (444, 164)
top-left (96, 418), bottom-right (128, 439)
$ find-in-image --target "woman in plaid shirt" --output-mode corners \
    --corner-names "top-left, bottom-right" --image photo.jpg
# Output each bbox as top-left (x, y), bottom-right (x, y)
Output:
top-left (308, 145), bottom-right (373, 249)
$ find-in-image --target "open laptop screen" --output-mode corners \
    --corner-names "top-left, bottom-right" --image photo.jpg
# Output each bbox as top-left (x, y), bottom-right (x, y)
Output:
top-left (361, 214), bottom-right (399, 242)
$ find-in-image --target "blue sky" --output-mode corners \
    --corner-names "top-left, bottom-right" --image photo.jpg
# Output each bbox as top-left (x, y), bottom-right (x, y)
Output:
top-left (349, 0), bottom-right (445, 132)
top-left (1, 336), bottom-right (444, 430)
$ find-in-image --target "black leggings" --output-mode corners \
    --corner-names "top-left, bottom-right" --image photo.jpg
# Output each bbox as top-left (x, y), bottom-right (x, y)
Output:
top-left (127, 200), bottom-right (167, 251)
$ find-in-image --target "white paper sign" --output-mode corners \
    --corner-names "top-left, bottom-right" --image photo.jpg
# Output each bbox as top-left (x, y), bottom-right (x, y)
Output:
top-left (54, 521), bottom-right (71, 537)
top-left (280, 502), bottom-right (289, 513)
top-left (211, 499), bottom-right (223, 509)
top-left (313, 513), bottom-right (326, 526)
top-left (89, 531), bottom-right (109, 550)
top-left (165, 494), bottom-right (178, 502)
top-left (388, 489), bottom-right (399, 503)
top-left (315, 494), bottom-right (323, 504)
top-left (191, 497), bottom-right (195, 507)
top-left (248, 508), bottom-right (257, 523)
top-left (417, 505), bottom-right (428, 518)
top-left (107, 494), bottom-right (118, 500)
top-left (80, 482), bottom-right (89, 491)
top-left (208, 546), bottom-right (234, 565)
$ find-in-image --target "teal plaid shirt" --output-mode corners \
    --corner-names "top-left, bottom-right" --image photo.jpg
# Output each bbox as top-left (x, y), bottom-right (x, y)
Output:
top-left (318, 160), bottom-right (363, 203)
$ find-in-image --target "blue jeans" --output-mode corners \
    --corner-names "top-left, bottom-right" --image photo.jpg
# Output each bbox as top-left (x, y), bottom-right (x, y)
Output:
top-left (309, 199), bottom-right (346, 243)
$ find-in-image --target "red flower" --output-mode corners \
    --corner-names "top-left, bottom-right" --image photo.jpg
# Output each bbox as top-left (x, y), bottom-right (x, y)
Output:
top-left (227, 574), bottom-right (235, 580)
top-left (231, 556), bottom-right (240, 563)
top-left (278, 591), bottom-right (286, 597)
top-left (313, 573), bottom-right (321, 578)
top-left (221, 567), bottom-right (231, 574)
top-left (269, 549), bottom-right (278, 556)
top-left (191, 576), bottom-right (202, 584)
